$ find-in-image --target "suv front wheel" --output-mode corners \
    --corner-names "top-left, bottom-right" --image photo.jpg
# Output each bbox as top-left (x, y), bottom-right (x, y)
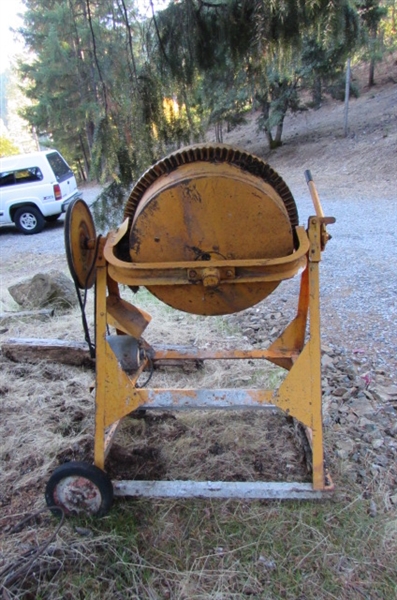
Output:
top-left (14, 206), bottom-right (45, 235)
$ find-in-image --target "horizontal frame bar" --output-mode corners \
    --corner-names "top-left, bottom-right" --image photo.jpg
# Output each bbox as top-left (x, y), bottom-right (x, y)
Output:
top-left (151, 345), bottom-right (298, 362)
top-left (136, 388), bottom-right (275, 409)
top-left (104, 227), bottom-right (309, 286)
top-left (113, 480), bottom-right (332, 499)
top-left (137, 400), bottom-right (278, 411)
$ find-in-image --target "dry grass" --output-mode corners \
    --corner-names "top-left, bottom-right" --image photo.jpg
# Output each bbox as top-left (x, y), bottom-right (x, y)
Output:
top-left (1, 284), bottom-right (397, 599)
top-left (0, 284), bottom-right (297, 513)
top-left (0, 359), bottom-right (94, 508)
top-left (1, 493), bottom-right (396, 599)
top-left (107, 409), bottom-right (308, 484)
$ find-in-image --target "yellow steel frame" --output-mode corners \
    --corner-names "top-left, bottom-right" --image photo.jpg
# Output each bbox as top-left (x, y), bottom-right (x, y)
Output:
top-left (92, 213), bottom-right (335, 495)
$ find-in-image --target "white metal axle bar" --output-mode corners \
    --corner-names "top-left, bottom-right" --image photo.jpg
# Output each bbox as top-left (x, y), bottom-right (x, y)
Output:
top-left (112, 480), bottom-right (329, 500)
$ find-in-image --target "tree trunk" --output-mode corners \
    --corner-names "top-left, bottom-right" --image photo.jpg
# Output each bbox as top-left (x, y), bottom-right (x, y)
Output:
top-left (86, 121), bottom-right (95, 153)
top-left (312, 76), bottom-right (322, 109)
top-left (344, 58), bottom-right (351, 137)
top-left (265, 128), bottom-right (274, 149)
top-left (273, 121), bottom-right (284, 148)
top-left (368, 56), bottom-right (376, 87)
top-left (259, 100), bottom-right (274, 150)
top-left (77, 158), bottom-right (87, 182)
top-left (80, 133), bottom-right (90, 177)
top-left (273, 97), bottom-right (288, 148)
top-left (368, 29), bottom-right (378, 87)
top-left (181, 87), bottom-right (195, 141)
top-left (215, 121), bottom-right (223, 143)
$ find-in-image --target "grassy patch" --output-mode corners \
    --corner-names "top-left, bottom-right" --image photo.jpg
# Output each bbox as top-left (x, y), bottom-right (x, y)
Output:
top-left (2, 492), bottom-right (396, 599)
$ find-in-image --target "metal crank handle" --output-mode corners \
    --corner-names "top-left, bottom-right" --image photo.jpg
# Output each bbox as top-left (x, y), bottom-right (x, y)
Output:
top-left (305, 170), bottom-right (324, 218)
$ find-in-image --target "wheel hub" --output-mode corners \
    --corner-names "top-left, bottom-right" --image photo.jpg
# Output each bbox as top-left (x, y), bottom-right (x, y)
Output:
top-left (20, 212), bottom-right (37, 230)
top-left (54, 475), bottom-right (103, 515)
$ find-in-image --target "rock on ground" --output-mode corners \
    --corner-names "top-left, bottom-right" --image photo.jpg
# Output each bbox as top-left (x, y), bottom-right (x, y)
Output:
top-left (8, 270), bottom-right (77, 310)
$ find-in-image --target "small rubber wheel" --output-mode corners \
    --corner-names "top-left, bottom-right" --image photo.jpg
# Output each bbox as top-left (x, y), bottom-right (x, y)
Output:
top-left (14, 206), bottom-right (45, 234)
top-left (45, 462), bottom-right (113, 517)
top-left (45, 213), bottom-right (61, 222)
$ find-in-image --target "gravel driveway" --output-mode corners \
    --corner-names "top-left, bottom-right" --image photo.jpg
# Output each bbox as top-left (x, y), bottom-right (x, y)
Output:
top-left (1, 183), bottom-right (396, 382)
top-left (255, 189), bottom-right (397, 383)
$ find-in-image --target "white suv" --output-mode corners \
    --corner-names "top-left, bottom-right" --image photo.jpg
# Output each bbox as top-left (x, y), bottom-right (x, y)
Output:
top-left (0, 149), bottom-right (81, 234)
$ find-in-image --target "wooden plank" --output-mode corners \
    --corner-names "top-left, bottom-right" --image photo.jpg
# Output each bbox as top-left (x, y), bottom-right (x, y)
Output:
top-left (2, 338), bottom-right (94, 368)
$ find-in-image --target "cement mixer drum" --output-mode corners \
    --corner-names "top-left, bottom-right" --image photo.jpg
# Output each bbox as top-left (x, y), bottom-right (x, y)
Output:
top-left (123, 145), bottom-right (299, 315)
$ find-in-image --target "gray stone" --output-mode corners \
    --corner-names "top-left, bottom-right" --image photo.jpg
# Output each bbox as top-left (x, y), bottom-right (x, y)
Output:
top-left (373, 385), bottom-right (397, 402)
top-left (373, 454), bottom-right (389, 467)
top-left (370, 464), bottom-right (382, 476)
top-left (346, 413), bottom-right (357, 423)
top-left (335, 437), bottom-right (355, 459)
top-left (357, 417), bottom-right (376, 429)
top-left (371, 438), bottom-right (384, 449)
top-left (322, 354), bottom-right (334, 369)
top-left (349, 398), bottom-right (374, 417)
top-left (333, 387), bottom-right (349, 397)
top-left (8, 270), bottom-right (77, 310)
top-left (386, 422), bottom-right (397, 437)
top-left (321, 344), bottom-right (334, 354)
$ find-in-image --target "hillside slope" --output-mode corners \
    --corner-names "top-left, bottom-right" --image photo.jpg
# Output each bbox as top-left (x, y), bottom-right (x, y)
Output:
top-left (208, 54), bottom-right (397, 203)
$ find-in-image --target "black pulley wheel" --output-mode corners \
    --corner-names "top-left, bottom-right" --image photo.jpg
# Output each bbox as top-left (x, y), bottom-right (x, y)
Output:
top-left (45, 462), bottom-right (113, 517)
top-left (64, 198), bottom-right (97, 289)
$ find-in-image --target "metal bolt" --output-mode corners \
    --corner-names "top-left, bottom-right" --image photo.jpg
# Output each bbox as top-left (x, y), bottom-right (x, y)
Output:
top-left (189, 270), bottom-right (197, 279)
top-left (203, 275), bottom-right (219, 288)
top-left (202, 267), bottom-right (220, 288)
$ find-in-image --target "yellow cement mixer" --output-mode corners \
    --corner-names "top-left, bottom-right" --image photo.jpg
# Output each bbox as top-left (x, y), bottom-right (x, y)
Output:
top-left (45, 144), bottom-right (335, 516)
